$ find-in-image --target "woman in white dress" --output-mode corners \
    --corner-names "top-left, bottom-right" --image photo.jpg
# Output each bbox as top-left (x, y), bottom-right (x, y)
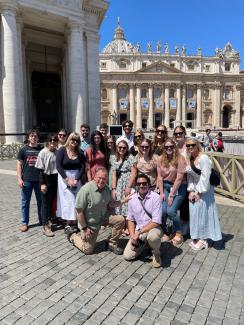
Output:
top-left (185, 138), bottom-right (222, 250)
top-left (56, 132), bottom-right (86, 234)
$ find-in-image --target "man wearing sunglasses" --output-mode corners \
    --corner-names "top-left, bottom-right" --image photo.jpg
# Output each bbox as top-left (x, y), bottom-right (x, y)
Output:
top-left (123, 174), bottom-right (163, 268)
top-left (117, 120), bottom-right (134, 149)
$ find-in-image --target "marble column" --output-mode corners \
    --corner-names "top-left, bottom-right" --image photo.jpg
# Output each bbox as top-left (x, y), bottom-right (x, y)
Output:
top-left (213, 84), bottom-right (221, 128)
top-left (67, 19), bottom-right (85, 132)
top-left (164, 84), bottom-right (170, 127)
top-left (196, 84), bottom-right (202, 129)
top-left (148, 85), bottom-right (154, 128)
top-left (1, 4), bottom-right (22, 143)
top-left (234, 85), bottom-right (241, 127)
top-left (176, 85), bottom-right (181, 125)
top-left (86, 30), bottom-right (100, 130)
top-left (129, 85), bottom-right (135, 124)
top-left (181, 85), bottom-right (186, 126)
top-left (112, 85), bottom-right (118, 124)
top-left (136, 85), bottom-right (142, 129)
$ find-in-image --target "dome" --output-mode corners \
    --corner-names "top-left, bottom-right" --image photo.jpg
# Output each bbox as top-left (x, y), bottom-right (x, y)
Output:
top-left (102, 20), bottom-right (138, 54)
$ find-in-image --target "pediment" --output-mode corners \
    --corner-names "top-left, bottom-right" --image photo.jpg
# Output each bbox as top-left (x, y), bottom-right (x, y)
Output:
top-left (137, 61), bottom-right (182, 74)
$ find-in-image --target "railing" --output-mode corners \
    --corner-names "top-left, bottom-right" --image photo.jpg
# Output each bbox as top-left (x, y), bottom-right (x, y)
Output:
top-left (0, 144), bottom-right (24, 160)
top-left (208, 152), bottom-right (244, 202)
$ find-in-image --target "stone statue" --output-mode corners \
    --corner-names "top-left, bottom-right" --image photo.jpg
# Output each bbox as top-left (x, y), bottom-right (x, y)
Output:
top-left (197, 47), bottom-right (202, 56)
top-left (135, 42), bottom-right (140, 53)
top-left (147, 42), bottom-right (152, 52)
top-left (156, 41), bottom-right (162, 52)
top-left (175, 45), bottom-right (179, 54)
top-left (182, 45), bottom-right (186, 55)
top-left (164, 42), bottom-right (169, 54)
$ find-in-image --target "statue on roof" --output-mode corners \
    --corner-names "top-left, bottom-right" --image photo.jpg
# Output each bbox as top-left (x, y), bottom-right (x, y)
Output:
top-left (175, 45), bottom-right (179, 54)
top-left (197, 47), bottom-right (202, 56)
top-left (181, 45), bottom-right (186, 56)
top-left (156, 41), bottom-right (162, 52)
top-left (147, 42), bottom-right (152, 52)
top-left (164, 42), bottom-right (169, 54)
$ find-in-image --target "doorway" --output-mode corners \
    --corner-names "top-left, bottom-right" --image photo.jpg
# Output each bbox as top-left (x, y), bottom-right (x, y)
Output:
top-left (32, 72), bottom-right (62, 132)
top-left (223, 106), bottom-right (231, 128)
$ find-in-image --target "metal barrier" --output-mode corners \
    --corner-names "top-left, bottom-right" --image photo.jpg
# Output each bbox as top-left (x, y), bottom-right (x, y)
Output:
top-left (0, 144), bottom-right (24, 160)
top-left (208, 152), bottom-right (244, 202)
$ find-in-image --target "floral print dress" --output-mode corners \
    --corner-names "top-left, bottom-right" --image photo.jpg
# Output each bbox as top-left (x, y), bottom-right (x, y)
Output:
top-left (112, 155), bottom-right (136, 216)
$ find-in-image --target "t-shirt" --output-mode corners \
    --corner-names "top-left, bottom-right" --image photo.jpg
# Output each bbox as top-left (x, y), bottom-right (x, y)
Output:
top-left (75, 181), bottom-right (113, 230)
top-left (17, 145), bottom-right (43, 181)
top-left (35, 147), bottom-right (57, 175)
top-left (157, 155), bottom-right (186, 183)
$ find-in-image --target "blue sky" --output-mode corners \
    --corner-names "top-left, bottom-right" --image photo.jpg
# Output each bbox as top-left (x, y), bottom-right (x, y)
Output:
top-left (99, 0), bottom-right (244, 69)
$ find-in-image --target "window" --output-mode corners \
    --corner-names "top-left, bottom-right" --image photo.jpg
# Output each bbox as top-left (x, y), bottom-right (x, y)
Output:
top-left (119, 87), bottom-right (127, 99)
top-left (119, 60), bottom-right (127, 69)
top-left (170, 63), bottom-right (175, 68)
top-left (223, 88), bottom-right (231, 100)
top-left (205, 65), bottom-right (210, 72)
top-left (187, 63), bottom-right (195, 71)
top-left (101, 88), bottom-right (107, 100)
top-left (101, 62), bottom-right (107, 69)
top-left (154, 87), bottom-right (161, 98)
top-left (141, 88), bottom-right (147, 98)
top-left (225, 63), bottom-right (231, 71)
top-left (187, 89), bottom-right (193, 99)
top-left (169, 89), bottom-right (175, 98)
top-left (142, 62), bottom-right (147, 68)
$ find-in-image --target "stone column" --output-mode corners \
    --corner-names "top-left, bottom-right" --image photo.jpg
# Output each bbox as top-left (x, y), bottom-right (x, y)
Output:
top-left (112, 85), bottom-right (118, 124)
top-left (129, 85), bottom-right (135, 124)
top-left (176, 85), bottom-right (181, 125)
top-left (86, 30), bottom-right (100, 130)
top-left (148, 85), bottom-right (154, 128)
top-left (213, 84), bottom-right (221, 128)
top-left (67, 19), bottom-right (85, 132)
top-left (164, 84), bottom-right (170, 127)
top-left (234, 85), bottom-right (241, 127)
top-left (136, 85), bottom-right (142, 129)
top-left (1, 4), bottom-right (22, 143)
top-left (196, 84), bottom-right (202, 129)
top-left (181, 85), bottom-right (186, 126)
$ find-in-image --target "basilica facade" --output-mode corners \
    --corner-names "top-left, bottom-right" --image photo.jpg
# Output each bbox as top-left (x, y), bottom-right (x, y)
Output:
top-left (100, 22), bottom-right (243, 130)
top-left (0, 0), bottom-right (108, 143)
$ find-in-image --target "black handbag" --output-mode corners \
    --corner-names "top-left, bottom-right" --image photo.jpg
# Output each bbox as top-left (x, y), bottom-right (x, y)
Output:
top-left (190, 161), bottom-right (220, 187)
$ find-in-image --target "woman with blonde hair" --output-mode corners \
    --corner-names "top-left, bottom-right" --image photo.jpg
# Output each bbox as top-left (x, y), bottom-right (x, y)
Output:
top-left (157, 138), bottom-right (187, 245)
top-left (185, 138), bottom-right (222, 250)
top-left (152, 125), bottom-right (168, 155)
top-left (126, 138), bottom-right (157, 194)
top-left (56, 132), bottom-right (86, 234)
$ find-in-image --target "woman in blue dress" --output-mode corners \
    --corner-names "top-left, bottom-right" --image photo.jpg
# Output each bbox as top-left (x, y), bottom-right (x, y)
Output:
top-left (185, 138), bottom-right (222, 250)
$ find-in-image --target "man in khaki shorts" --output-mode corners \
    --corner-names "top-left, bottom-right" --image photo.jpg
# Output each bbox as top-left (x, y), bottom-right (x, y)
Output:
top-left (123, 173), bottom-right (163, 267)
top-left (68, 167), bottom-right (131, 255)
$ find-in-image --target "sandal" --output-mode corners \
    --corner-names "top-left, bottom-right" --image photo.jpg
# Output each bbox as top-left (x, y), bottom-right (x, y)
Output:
top-left (189, 239), bottom-right (199, 248)
top-left (170, 234), bottom-right (184, 246)
top-left (191, 239), bottom-right (208, 251)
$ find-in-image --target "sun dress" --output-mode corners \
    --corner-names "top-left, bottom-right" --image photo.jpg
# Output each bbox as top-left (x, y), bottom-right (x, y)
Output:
top-left (112, 155), bottom-right (136, 216)
top-left (186, 154), bottom-right (222, 241)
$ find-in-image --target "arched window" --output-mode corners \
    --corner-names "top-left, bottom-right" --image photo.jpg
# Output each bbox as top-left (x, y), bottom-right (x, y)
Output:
top-left (101, 88), bottom-right (107, 100)
top-left (154, 87), bottom-right (161, 98)
top-left (119, 87), bottom-right (127, 99)
top-left (187, 89), bottom-right (193, 99)
top-left (141, 88), bottom-right (147, 98)
top-left (169, 89), bottom-right (175, 98)
top-left (119, 60), bottom-right (127, 69)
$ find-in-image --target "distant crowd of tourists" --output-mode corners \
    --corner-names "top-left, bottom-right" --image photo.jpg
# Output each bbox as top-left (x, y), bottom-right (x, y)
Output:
top-left (17, 121), bottom-right (222, 268)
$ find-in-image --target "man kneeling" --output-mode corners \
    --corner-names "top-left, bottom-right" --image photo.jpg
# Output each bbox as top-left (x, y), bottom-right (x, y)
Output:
top-left (69, 167), bottom-right (131, 255)
top-left (123, 174), bottom-right (163, 267)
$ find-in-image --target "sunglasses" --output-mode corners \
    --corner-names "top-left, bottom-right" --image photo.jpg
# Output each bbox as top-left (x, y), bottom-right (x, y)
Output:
top-left (141, 146), bottom-right (149, 149)
top-left (165, 145), bottom-right (174, 149)
top-left (50, 138), bottom-right (58, 142)
top-left (118, 146), bottom-right (127, 150)
top-left (124, 125), bottom-right (132, 128)
top-left (156, 129), bottom-right (166, 134)
top-left (186, 143), bottom-right (197, 148)
top-left (58, 134), bottom-right (66, 137)
top-left (136, 182), bottom-right (148, 186)
top-left (135, 135), bottom-right (142, 138)
top-left (174, 132), bottom-right (184, 136)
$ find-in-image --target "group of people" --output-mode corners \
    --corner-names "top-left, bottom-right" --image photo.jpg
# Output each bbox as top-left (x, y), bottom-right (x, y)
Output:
top-left (17, 120), bottom-right (222, 268)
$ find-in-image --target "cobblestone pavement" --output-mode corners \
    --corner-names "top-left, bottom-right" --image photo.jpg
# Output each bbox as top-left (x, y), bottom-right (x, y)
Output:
top-left (0, 160), bottom-right (244, 325)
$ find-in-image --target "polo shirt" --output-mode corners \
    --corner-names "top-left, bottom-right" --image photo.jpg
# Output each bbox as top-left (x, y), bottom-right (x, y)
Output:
top-left (75, 180), bottom-right (112, 230)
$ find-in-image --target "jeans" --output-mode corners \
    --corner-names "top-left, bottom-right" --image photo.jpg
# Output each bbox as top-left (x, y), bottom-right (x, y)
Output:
top-left (41, 174), bottom-right (58, 225)
top-left (162, 181), bottom-right (187, 232)
top-left (21, 181), bottom-right (42, 225)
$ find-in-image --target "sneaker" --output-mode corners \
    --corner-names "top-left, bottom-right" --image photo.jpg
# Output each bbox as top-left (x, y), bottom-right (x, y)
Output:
top-left (19, 224), bottom-right (28, 232)
top-left (152, 254), bottom-right (162, 268)
top-left (43, 225), bottom-right (55, 237)
top-left (108, 244), bottom-right (123, 255)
